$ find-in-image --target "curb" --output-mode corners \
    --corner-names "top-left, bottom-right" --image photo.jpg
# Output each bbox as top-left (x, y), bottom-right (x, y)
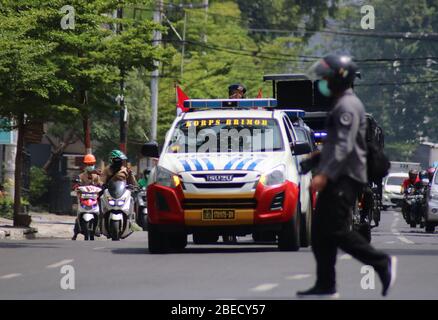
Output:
top-left (0, 227), bottom-right (38, 240)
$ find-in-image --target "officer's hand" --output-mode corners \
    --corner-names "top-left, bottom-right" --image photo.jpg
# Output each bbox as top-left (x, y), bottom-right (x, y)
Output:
top-left (312, 174), bottom-right (328, 192)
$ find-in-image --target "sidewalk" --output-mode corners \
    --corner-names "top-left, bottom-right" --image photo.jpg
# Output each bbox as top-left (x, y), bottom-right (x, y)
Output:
top-left (0, 212), bottom-right (75, 240)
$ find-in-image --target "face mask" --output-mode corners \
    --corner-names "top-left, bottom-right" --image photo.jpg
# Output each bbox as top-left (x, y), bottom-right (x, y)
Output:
top-left (86, 165), bottom-right (95, 172)
top-left (318, 79), bottom-right (332, 97)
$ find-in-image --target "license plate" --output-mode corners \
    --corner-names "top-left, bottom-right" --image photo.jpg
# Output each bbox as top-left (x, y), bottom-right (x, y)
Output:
top-left (202, 209), bottom-right (235, 220)
top-left (205, 175), bottom-right (233, 182)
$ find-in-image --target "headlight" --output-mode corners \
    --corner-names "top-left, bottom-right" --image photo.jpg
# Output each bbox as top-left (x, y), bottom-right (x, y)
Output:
top-left (108, 199), bottom-right (116, 206)
top-left (155, 166), bottom-right (181, 188)
top-left (259, 165), bottom-right (286, 186)
top-left (117, 200), bottom-right (125, 206)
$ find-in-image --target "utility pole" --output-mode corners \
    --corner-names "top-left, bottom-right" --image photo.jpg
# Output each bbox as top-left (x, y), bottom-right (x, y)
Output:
top-left (117, 7), bottom-right (128, 154)
top-left (202, 0), bottom-right (208, 43)
top-left (150, 0), bottom-right (162, 143)
top-left (180, 11), bottom-right (187, 79)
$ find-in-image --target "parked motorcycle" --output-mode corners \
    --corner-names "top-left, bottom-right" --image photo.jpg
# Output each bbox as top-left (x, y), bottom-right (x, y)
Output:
top-left (100, 180), bottom-right (135, 241)
top-left (74, 185), bottom-right (102, 241)
top-left (135, 187), bottom-right (148, 231)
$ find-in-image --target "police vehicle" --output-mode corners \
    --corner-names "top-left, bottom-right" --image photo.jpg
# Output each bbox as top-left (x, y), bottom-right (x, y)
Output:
top-left (141, 99), bottom-right (313, 253)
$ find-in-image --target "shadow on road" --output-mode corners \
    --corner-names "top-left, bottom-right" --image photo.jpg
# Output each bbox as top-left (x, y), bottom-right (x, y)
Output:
top-left (111, 244), bottom-right (307, 255)
top-left (0, 242), bottom-right (63, 249)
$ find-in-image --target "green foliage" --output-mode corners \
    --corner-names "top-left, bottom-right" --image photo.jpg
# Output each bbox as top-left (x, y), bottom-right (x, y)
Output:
top-left (0, 198), bottom-right (14, 220)
top-left (336, 0), bottom-right (438, 158)
top-left (29, 167), bottom-right (50, 205)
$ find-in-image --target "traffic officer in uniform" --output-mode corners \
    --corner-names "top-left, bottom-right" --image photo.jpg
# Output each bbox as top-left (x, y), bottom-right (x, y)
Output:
top-left (297, 54), bottom-right (397, 298)
top-left (228, 83), bottom-right (246, 99)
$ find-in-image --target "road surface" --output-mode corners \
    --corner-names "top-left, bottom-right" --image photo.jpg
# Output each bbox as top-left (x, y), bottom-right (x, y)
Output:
top-left (1, 209), bottom-right (437, 300)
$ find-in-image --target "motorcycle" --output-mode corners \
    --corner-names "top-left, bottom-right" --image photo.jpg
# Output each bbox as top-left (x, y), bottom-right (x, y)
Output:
top-left (404, 185), bottom-right (427, 228)
top-left (100, 180), bottom-right (135, 241)
top-left (135, 187), bottom-right (148, 231)
top-left (74, 185), bottom-right (102, 241)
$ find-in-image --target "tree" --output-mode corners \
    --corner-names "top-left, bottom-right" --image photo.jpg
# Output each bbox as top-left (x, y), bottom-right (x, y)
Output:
top-left (0, 1), bottom-right (171, 225)
top-left (335, 1), bottom-right (438, 160)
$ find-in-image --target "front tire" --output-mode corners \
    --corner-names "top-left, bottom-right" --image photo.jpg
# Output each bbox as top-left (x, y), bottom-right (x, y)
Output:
top-left (148, 227), bottom-right (170, 254)
top-left (278, 202), bottom-right (300, 252)
top-left (300, 196), bottom-right (312, 248)
top-left (425, 223), bottom-right (435, 233)
top-left (109, 220), bottom-right (121, 241)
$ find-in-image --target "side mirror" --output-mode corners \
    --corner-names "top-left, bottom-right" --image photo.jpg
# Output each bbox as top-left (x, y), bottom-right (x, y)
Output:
top-left (141, 142), bottom-right (160, 158)
top-left (292, 141), bottom-right (312, 156)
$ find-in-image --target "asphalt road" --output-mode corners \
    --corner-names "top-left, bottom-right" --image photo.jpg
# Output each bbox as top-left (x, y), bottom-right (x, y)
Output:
top-left (1, 209), bottom-right (437, 300)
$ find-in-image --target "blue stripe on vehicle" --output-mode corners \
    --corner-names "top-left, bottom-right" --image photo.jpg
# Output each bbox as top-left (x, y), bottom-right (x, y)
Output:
top-left (192, 159), bottom-right (203, 171)
top-left (236, 158), bottom-right (253, 170)
top-left (180, 160), bottom-right (192, 171)
top-left (224, 158), bottom-right (240, 170)
top-left (202, 158), bottom-right (214, 171)
top-left (247, 159), bottom-right (264, 171)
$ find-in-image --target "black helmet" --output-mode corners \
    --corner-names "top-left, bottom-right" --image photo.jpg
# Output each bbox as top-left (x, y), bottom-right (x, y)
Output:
top-left (308, 54), bottom-right (358, 90)
top-left (408, 169), bottom-right (418, 181)
top-left (228, 83), bottom-right (246, 98)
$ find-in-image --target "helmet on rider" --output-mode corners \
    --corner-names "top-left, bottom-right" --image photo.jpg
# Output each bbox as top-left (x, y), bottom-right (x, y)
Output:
top-left (109, 150), bottom-right (127, 170)
top-left (83, 154), bottom-right (96, 172)
top-left (307, 54), bottom-right (359, 97)
top-left (228, 84), bottom-right (246, 99)
top-left (408, 169), bottom-right (418, 181)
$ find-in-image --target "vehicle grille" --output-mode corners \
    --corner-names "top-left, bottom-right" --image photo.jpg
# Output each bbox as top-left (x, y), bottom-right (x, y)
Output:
top-left (192, 183), bottom-right (246, 189)
top-left (183, 198), bottom-right (257, 210)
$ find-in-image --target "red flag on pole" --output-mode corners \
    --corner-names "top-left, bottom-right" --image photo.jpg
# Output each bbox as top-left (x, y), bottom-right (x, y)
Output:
top-left (256, 88), bottom-right (263, 98)
top-left (176, 85), bottom-right (190, 115)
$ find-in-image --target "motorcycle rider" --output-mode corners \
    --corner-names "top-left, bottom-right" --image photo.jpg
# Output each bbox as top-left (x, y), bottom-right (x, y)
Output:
top-left (101, 150), bottom-right (137, 187)
top-left (138, 169), bottom-right (150, 189)
top-left (72, 154), bottom-right (102, 241)
top-left (401, 169), bottom-right (420, 221)
top-left (427, 167), bottom-right (436, 185)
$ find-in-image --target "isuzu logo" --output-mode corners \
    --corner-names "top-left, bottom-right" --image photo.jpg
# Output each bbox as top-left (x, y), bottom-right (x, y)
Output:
top-left (205, 175), bottom-right (233, 182)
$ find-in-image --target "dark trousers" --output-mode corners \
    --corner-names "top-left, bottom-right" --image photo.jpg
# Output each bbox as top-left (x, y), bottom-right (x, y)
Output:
top-left (312, 176), bottom-right (389, 289)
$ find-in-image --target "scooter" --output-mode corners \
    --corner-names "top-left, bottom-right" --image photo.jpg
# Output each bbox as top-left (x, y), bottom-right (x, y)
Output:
top-left (74, 185), bottom-right (102, 241)
top-left (135, 187), bottom-right (148, 231)
top-left (100, 180), bottom-right (135, 241)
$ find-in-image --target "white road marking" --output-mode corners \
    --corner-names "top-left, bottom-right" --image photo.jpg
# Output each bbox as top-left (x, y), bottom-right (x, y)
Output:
top-left (46, 259), bottom-right (74, 269)
top-left (286, 274), bottom-right (311, 280)
top-left (340, 254), bottom-right (352, 260)
top-left (393, 213), bottom-right (399, 217)
top-left (250, 283), bottom-right (278, 292)
top-left (0, 273), bottom-right (22, 279)
top-left (398, 236), bottom-right (414, 244)
top-left (385, 241), bottom-right (396, 244)
top-left (93, 247), bottom-right (105, 250)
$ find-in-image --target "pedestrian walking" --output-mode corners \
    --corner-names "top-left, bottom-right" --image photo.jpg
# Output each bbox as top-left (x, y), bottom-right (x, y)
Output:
top-left (297, 54), bottom-right (397, 298)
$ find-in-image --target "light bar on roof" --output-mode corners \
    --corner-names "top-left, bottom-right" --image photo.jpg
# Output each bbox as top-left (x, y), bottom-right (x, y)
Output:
top-left (284, 110), bottom-right (306, 118)
top-left (184, 99), bottom-right (277, 110)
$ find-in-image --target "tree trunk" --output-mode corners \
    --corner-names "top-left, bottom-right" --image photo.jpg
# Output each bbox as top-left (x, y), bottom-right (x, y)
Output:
top-left (13, 113), bottom-right (30, 227)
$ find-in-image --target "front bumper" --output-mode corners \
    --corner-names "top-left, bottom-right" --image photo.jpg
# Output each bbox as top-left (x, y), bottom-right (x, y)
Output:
top-left (146, 180), bottom-right (299, 232)
top-left (383, 192), bottom-right (403, 207)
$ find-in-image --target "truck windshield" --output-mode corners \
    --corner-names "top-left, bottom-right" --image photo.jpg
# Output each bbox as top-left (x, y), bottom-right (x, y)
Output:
top-left (167, 118), bottom-right (284, 153)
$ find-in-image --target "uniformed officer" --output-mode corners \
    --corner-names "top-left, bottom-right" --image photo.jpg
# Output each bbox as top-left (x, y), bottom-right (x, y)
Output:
top-left (297, 54), bottom-right (397, 298)
top-left (228, 83), bottom-right (246, 99)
